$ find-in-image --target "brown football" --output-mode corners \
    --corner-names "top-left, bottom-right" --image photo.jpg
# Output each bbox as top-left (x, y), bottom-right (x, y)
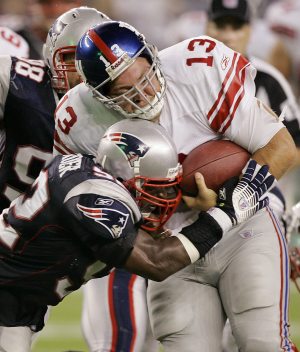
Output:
top-left (180, 140), bottom-right (250, 196)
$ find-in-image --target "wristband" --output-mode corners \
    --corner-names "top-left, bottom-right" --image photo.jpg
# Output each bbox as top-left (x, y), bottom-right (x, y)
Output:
top-left (176, 233), bottom-right (200, 263)
top-left (207, 207), bottom-right (233, 233)
top-left (181, 212), bottom-right (223, 258)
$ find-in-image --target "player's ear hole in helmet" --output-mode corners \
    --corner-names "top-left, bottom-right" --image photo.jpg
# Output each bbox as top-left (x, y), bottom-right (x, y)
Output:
top-left (43, 6), bottom-right (111, 94)
top-left (96, 119), bottom-right (182, 232)
top-left (75, 21), bottom-right (167, 121)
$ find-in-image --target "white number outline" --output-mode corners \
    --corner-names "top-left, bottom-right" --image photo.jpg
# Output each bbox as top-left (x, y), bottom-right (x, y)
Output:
top-left (3, 146), bottom-right (52, 203)
top-left (15, 58), bottom-right (45, 83)
top-left (12, 169), bottom-right (50, 221)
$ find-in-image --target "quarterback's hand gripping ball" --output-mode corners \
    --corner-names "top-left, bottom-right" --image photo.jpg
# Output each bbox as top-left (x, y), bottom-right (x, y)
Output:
top-left (216, 159), bottom-right (275, 225)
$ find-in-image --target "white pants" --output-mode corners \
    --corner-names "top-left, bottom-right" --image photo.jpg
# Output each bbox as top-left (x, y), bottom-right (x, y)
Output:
top-left (147, 208), bottom-right (296, 352)
top-left (0, 326), bottom-right (33, 352)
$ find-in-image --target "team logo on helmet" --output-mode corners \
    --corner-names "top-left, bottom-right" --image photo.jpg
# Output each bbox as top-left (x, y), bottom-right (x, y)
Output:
top-left (48, 20), bottom-right (67, 50)
top-left (104, 132), bottom-right (150, 166)
top-left (77, 203), bottom-right (129, 238)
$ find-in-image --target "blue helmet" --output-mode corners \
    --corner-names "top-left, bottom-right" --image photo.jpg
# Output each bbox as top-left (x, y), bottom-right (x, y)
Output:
top-left (75, 21), bottom-right (166, 120)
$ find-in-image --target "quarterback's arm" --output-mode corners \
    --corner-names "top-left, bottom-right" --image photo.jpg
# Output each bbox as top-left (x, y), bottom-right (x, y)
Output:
top-left (252, 126), bottom-right (297, 179)
top-left (197, 39), bottom-right (297, 176)
top-left (249, 99), bottom-right (297, 178)
top-left (226, 98), bottom-right (297, 179)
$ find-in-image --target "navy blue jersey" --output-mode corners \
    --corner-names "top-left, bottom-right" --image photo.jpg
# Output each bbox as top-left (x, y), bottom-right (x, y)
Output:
top-left (0, 154), bottom-right (141, 309)
top-left (0, 56), bottom-right (57, 211)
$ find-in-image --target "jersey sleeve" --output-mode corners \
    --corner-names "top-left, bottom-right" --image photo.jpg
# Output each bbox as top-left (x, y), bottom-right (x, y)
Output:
top-left (0, 55), bottom-right (12, 121)
top-left (53, 83), bottom-right (124, 157)
top-left (195, 37), bottom-right (284, 152)
top-left (62, 178), bottom-right (141, 267)
top-left (160, 36), bottom-right (284, 153)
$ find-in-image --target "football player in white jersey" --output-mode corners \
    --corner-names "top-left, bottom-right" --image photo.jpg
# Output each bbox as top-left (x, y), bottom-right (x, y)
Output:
top-left (0, 26), bottom-right (29, 58)
top-left (0, 118), bottom-right (273, 352)
top-left (206, 0), bottom-right (300, 161)
top-left (205, 0), bottom-right (300, 349)
top-left (70, 21), bottom-right (298, 351)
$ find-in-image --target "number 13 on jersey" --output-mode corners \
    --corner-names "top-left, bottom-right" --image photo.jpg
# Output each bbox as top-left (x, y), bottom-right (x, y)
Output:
top-left (186, 38), bottom-right (216, 67)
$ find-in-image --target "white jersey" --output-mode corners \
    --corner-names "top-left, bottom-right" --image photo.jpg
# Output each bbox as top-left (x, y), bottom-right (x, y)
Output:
top-left (54, 36), bottom-right (285, 231)
top-left (0, 27), bottom-right (29, 58)
top-left (53, 83), bottom-right (125, 156)
top-left (158, 36), bottom-right (284, 155)
top-left (157, 36), bottom-right (284, 231)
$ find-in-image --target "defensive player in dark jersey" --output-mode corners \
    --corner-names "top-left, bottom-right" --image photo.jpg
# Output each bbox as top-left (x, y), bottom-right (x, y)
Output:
top-left (0, 119), bottom-right (274, 352)
top-left (0, 7), bottom-right (110, 212)
top-left (0, 7), bottom-right (110, 350)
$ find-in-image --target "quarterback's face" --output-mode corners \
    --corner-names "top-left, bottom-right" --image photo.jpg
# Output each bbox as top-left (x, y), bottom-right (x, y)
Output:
top-left (206, 18), bottom-right (251, 56)
top-left (107, 57), bottom-right (161, 114)
top-left (64, 53), bottom-right (82, 90)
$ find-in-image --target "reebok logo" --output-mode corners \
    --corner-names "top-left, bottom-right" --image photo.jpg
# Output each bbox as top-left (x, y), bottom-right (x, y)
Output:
top-left (219, 187), bottom-right (226, 200)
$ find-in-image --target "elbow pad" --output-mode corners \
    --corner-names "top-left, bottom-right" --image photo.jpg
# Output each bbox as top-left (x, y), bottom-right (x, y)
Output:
top-left (181, 212), bottom-right (223, 258)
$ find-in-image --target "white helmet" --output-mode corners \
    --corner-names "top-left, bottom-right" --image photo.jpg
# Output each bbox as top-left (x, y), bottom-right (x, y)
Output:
top-left (43, 6), bottom-right (110, 94)
top-left (97, 119), bottom-right (182, 232)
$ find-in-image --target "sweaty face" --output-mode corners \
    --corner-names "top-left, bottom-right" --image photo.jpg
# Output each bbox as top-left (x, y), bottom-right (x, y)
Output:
top-left (206, 17), bottom-right (251, 56)
top-left (64, 53), bottom-right (82, 89)
top-left (107, 57), bottom-right (162, 119)
top-left (125, 176), bottom-right (181, 232)
top-left (52, 51), bottom-right (82, 93)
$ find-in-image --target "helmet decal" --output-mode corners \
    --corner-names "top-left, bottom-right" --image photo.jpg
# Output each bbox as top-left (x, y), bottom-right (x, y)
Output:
top-left (43, 7), bottom-right (111, 94)
top-left (87, 29), bottom-right (134, 80)
top-left (75, 21), bottom-right (166, 120)
top-left (48, 20), bottom-right (67, 52)
top-left (77, 203), bottom-right (129, 238)
top-left (88, 29), bottom-right (118, 64)
top-left (97, 119), bottom-right (182, 232)
top-left (104, 132), bottom-right (150, 167)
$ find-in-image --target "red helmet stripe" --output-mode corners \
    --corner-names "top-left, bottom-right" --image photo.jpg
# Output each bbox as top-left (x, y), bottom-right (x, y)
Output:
top-left (88, 29), bottom-right (117, 63)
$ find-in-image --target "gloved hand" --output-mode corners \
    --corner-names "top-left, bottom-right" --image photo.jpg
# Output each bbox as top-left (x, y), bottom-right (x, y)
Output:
top-left (209, 159), bottom-right (275, 230)
top-left (178, 160), bottom-right (275, 260)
